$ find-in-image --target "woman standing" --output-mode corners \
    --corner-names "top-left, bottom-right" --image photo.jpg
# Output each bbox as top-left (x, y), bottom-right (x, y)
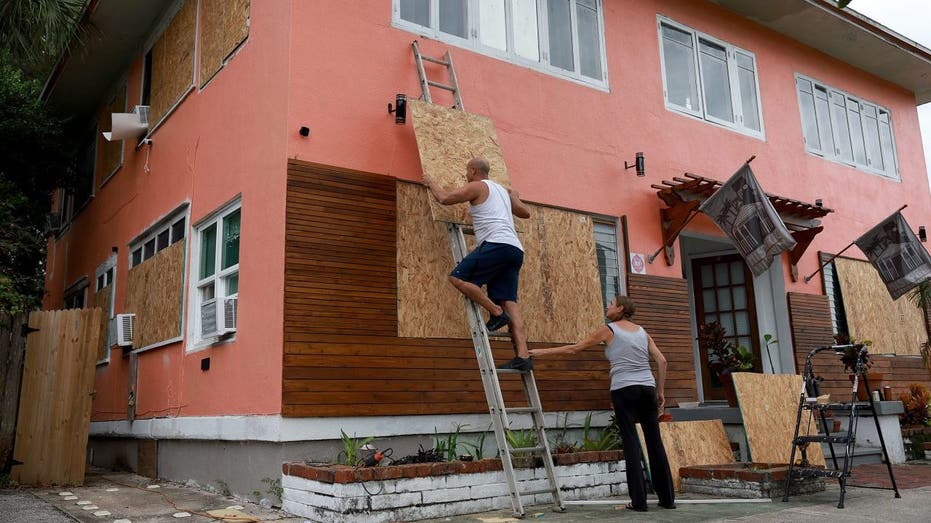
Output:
top-left (529, 295), bottom-right (675, 512)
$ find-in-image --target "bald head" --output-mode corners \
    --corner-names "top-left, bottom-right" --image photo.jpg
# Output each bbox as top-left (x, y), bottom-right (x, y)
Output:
top-left (467, 158), bottom-right (491, 178)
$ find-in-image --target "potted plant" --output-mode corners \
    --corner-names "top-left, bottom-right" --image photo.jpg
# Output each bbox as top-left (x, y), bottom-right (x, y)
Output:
top-left (698, 321), bottom-right (756, 407)
top-left (834, 334), bottom-right (882, 401)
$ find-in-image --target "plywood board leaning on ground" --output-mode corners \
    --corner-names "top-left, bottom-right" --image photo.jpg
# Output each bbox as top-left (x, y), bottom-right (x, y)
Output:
top-left (637, 420), bottom-right (734, 492)
top-left (93, 289), bottom-right (111, 361)
top-left (125, 241), bottom-right (185, 349)
top-left (396, 182), bottom-right (603, 343)
top-left (12, 308), bottom-right (101, 485)
top-left (150, 0), bottom-right (196, 123)
top-left (409, 99), bottom-right (511, 225)
top-left (835, 256), bottom-right (926, 356)
top-left (732, 372), bottom-right (825, 467)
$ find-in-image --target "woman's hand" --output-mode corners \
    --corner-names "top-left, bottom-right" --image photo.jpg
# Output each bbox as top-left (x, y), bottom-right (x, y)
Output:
top-left (656, 391), bottom-right (665, 412)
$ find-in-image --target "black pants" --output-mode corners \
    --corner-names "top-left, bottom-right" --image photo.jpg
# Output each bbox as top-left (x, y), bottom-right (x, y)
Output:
top-left (610, 385), bottom-right (675, 510)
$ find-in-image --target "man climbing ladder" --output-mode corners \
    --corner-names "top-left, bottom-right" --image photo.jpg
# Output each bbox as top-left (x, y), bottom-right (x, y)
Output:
top-left (424, 157), bottom-right (534, 371)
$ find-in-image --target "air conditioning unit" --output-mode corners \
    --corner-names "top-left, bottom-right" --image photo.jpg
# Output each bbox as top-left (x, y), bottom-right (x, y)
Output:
top-left (102, 105), bottom-right (150, 141)
top-left (113, 313), bottom-right (135, 347)
top-left (218, 296), bottom-right (238, 336)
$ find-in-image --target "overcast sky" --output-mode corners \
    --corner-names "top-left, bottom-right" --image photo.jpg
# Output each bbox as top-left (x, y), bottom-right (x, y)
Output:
top-left (847, 0), bottom-right (931, 191)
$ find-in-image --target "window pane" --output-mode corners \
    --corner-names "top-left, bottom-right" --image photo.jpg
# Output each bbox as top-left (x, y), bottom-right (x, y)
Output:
top-left (222, 209), bottom-right (241, 270)
top-left (479, 0), bottom-right (506, 50)
top-left (547, 0), bottom-right (574, 72)
top-left (861, 104), bottom-right (883, 171)
top-left (814, 86), bottom-right (834, 156)
top-left (594, 222), bottom-right (619, 307)
top-left (715, 263), bottom-right (730, 285)
top-left (512, 0), bottom-right (539, 61)
top-left (200, 223), bottom-right (217, 279)
top-left (400, 0), bottom-right (429, 27)
top-left (106, 268), bottom-right (113, 284)
top-left (730, 262), bottom-right (744, 284)
top-left (144, 239), bottom-right (156, 260)
top-left (439, 0), bottom-right (467, 38)
top-left (662, 25), bottom-right (699, 112)
top-left (577, 0), bottom-right (601, 80)
top-left (702, 289), bottom-right (716, 311)
top-left (878, 111), bottom-right (896, 177)
top-left (830, 91), bottom-right (852, 162)
top-left (200, 283), bottom-right (216, 336)
top-left (132, 248), bottom-right (142, 266)
top-left (716, 288), bottom-right (732, 310)
top-left (225, 273), bottom-right (239, 296)
top-left (97, 275), bottom-right (104, 290)
top-left (171, 219), bottom-right (185, 244)
top-left (157, 229), bottom-right (170, 251)
top-left (797, 78), bottom-right (820, 150)
top-left (847, 98), bottom-right (867, 166)
top-left (736, 52), bottom-right (759, 131)
top-left (698, 39), bottom-right (733, 123)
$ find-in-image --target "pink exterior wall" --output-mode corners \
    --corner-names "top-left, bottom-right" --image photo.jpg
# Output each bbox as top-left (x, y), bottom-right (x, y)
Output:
top-left (285, 0), bottom-right (931, 291)
top-left (44, 1), bottom-right (293, 420)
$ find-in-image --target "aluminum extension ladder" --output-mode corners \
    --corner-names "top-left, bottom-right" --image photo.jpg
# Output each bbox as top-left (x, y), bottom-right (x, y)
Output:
top-left (783, 344), bottom-right (900, 508)
top-left (411, 40), bottom-right (565, 517)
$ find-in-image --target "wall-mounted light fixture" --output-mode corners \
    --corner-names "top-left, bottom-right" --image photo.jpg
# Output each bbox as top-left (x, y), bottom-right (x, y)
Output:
top-left (920, 226), bottom-right (927, 243)
top-left (298, 126), bottom-right (310, 137)
top-left (815, 199), bottom-right (823, 207)
top-left (388, 93), bottom-right (407, 125)
top-left (624, 152), bottom-right (645, 177)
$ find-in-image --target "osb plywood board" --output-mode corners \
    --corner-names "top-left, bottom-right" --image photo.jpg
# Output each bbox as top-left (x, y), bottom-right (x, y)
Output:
top-left (397, 182), bottom-right (603, 343)
top-left (835, 257), bottom-right (926, 356)
top-left (198, 0), bottom-right (249, 87)
top-left (151, 0), bottom-right (196, 123)
top-left (638, 420), bottom-right (734, 492)
top-left (98, 84), bottom-right (125, 184)
top-left (409, 99), bottom-right (511, 225)
top-left (93, 289), bottom-right (111, 361)
top-left (125, 242), bottom-right (185, 349)
top-left (732, 372), bottom-right (825, 467)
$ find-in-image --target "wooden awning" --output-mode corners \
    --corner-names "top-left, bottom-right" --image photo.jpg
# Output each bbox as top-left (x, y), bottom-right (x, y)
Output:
top-left (651, 173), bottom-right (833, 280)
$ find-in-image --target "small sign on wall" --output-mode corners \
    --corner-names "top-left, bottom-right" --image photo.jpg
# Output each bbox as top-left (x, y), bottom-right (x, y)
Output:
top-left (630, 253), bottom-right (647, 275)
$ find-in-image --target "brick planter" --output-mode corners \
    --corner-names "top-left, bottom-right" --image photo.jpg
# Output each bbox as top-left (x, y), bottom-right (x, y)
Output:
top-left (281, 451), bottom-right (625, 523)
top-left (680, 463), bottom-right (825, 499)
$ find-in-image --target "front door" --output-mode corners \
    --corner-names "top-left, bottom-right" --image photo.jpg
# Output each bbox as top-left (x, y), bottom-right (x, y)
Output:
top-left (692, 254), bottom-right (763, 400)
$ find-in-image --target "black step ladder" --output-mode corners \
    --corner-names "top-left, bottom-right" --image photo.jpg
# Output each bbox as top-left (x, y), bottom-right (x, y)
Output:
top-left (783, 344), bottom-right (900, 508)
top-left (411, 40), bottom-right (564, 518)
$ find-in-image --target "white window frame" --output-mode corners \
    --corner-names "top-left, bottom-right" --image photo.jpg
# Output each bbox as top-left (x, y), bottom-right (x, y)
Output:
top-left (657, 16), bottom-right (765, 140)
top-left (188, 197), bottom-right (241, 350)
top-left (593, 217), bottom-right (625, 309)
top-left (392, 0), bottom-right (608, 89)
top-left (795, 73), bottom-right (900, 180)
top-left (129, 207), bottom-right (189, 268)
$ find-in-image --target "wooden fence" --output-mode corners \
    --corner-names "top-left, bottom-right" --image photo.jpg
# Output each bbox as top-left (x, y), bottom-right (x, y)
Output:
top-left (6, 308), bottom-right (101, 485)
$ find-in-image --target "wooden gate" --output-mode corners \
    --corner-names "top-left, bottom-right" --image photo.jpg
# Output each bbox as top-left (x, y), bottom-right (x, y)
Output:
top-left (9, 308), bottom-right (101, 485)
top-left (1, 312), bottom-right (29, 474)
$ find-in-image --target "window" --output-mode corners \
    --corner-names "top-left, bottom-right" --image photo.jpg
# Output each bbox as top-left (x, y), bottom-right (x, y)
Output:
top-left (63, 278), bottom-right (88, 309)
top-left (594, 219), bottom-right (622, 308)
top-left (130, 213), bottom-right (187, 268)
top-left (394, 0), bottom-right (607, 87)
top-left (191, 200), bottom-right (240, 343)
top-left (658, 17), bottom-right (764, 138)
top-left (821, 255), bottom-right (848, 337)
top-left (95, 256), bottom-right (117, 362)
top-left (796, 74), bottom-right (899, 179)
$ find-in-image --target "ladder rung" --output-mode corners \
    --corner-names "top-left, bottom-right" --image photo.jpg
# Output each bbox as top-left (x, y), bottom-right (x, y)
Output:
top-left (505, 407), bottom-right (538, 414)
top-left (427, 80), bottom-right (457, 92)
top-left (496, 368), bottom-right (528, 375)
top-left (421, 55), bottom-right (450, 66)
top-left (796, 435), bottom-right (851, 444)
top-left (509, 445), bottom-right (545, 455)
top-left (488, 330), bottom-right (513, 338)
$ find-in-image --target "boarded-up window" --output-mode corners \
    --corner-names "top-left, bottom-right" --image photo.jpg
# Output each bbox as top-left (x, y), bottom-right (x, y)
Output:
top-left (93, 258), bottom-right (116, 362)
top-left (149, 0), bottom-right (196, 124)
top-left (198, 0), bottom-right (250, 87)
top-left (125, 240), bottom-right (185, 349)
top-left (98, 84), bottom-right (126, 186)
top-left (834, 256), bottom-right (926, 355)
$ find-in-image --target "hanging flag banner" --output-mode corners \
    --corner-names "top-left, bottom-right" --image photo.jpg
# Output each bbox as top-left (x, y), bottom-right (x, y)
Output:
top-left (699, 164), bottom-right (797, 277)
top-left (854, 211), bottom-right (931, 300)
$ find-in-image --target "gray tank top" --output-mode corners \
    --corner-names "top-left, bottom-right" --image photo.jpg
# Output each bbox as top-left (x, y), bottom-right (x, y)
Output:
top-left (605, 323), bottom-right (655, 391)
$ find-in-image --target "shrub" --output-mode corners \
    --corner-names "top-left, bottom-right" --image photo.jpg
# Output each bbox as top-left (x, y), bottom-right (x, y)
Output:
top-left (899, 384), bottom-right (931, 427)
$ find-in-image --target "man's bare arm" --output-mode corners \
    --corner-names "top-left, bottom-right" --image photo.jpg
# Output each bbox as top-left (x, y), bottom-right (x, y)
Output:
top-left (424, 178), bottom-right (485, 206)
top-left (508, 188), bottom-right (531, 218)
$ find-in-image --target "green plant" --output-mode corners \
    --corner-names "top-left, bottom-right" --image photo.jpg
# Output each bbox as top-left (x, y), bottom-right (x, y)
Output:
top-left (899, 384), bottom-right (931, 427)
top-left (834, 334), bottom-right (873, 373)
top-left (906, 433), bottom-right (929, 461)
top-left (336, 430), bottom-right (374, 466)
top-left (549, 413), bottom-right (580, 454)
top-left (505, 428), bottom-right (538, 456)
top-left (433, 424), bottom-right (467, 462)
top-left (0, 473), bottom-right (17, 488)
top-left (580, 413), bottom-right (621, 451)
top-left (462, 425), bottom-right (490, 460)
top-left (699, 321), bottom-right (755, 376)
top-left (262, 477), bottom-right (283, 499)
top-left (762, 333), bottom-right (778, 371)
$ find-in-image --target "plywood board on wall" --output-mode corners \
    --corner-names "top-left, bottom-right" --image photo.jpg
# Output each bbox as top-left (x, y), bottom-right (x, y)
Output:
top-left (409, 99), bottom-right (512, 225)
top-left (98, 84), bottom-right (125, 184)
top-left (835, 257), bottom-right (926, 356)
top-left (150, 0), bottom-right (196, 123)
top-left (637, 420), bottom-right (734, 492)
top-left (125, 241), bottom-right (185, 349)
top-left (397, 182), bottom-right (603, 343)
top-left (732, 372), bottom-right (825, 467)
top-left (198, 0), bottom-right (249, 87)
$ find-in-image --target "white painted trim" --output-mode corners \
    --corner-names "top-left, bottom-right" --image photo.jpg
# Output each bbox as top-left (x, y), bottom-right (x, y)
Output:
top-left (89, 410), bottom-right (614, 442)
top-left (132, 335), bottom-right (183, 354)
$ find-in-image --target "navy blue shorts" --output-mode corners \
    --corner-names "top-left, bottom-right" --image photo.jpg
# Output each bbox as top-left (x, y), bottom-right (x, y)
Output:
top-left (451, 242), bottom-right (524, 303)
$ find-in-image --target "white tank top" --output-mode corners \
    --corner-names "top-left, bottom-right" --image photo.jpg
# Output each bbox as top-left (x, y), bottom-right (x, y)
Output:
top-left (605, 323), bottom-right (656, 391)
top-left (470, 180), bottom-right (523, 251)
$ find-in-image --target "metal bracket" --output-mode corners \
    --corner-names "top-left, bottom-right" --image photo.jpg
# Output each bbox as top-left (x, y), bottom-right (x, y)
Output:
top-left (21, 324), bottom-right (39, 337)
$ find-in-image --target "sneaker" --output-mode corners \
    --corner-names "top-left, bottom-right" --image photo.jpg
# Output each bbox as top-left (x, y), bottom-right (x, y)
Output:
top-left (497, 356), bottom-right (533, 372)
top-left (485, 311), bottom-right (511, 332)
